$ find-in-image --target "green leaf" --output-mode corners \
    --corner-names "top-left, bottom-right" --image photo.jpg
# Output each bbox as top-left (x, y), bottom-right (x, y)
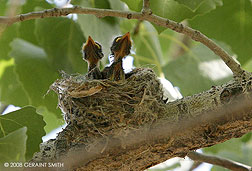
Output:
top-left (120, 20), bottom-right (178, 73)
top-left (162, 43), bottom-right (232, 96)
top-left (150, 0), bottom-right (223, 21)
top-left (189, 0), bottom-right (252, 64)
top-left (204, 135), bottom-right (252, 168)
top-left (0, 25), bottom-right (18, 60)
top-left (92, 0), bottom-right (118, 25)
top-left (133, 22), bottom-right (164, 74)
top-left (10, 38), bottom-right (61, 117)
top-left (78, 16), bottom-right (121, 61)
top-left (79, 1), bottom-right (121, 60)
top-left (18, 0), bottom-right (53, 45)
top-left (150, 0), bottom-right (223, 33)
top-left (174, 0), bottom-right (206, 11)
top-left (158, 29), bottom-right (177, 64)
top-left (0, 0), bottom-right (8, 16)
top-left (21, 0), bottom-right (52, 13)
top-left (0, 65), bottom-right (29, 107)
top-left (0, 107), bottom-right (45, 160)
top-left (203, 137), bottom-right (243, 155)
top-left (108, 0), bottom-right (127, 10)
top-left (120, 0), bottom-right (143, 12)
top-left (0, 127), bottom-right (27, 168)
top-left (241, 132), bottom-right (252, 143)
top-left (93, 0), bottom-right (111, 9)
top-left (35, 17), bottom-right (87, 73)
top-left (243, 59), bottom-right (252, 72)
top-left (37, 107), bottom-right (64, 134)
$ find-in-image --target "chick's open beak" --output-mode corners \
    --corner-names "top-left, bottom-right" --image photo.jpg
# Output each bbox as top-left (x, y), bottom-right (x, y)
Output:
top-left (84, 36), bottom-right (96, 49)
top-left (116, 32), bottom-right (131, 58)
top-left (121, 32), bottom-right (131, 42)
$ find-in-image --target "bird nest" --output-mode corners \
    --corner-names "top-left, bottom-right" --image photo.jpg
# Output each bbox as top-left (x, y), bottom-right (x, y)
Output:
top-left (50, 68), bottom-right (167, 152)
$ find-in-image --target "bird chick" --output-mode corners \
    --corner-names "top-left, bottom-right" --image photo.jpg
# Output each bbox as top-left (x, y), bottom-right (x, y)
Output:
top-left (108, 32), bottom-right (132, 81)
top-left (82, 36), bottom-right (103, 79)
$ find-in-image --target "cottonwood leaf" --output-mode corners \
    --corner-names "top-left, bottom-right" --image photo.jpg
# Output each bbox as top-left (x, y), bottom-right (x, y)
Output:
top-left (35, 17), bottom-right (87, 73)
top-left (18, 0), bottom-right (53, 45)
top-left (189, 0), bottom-right (252, 64)
top-left (0, 107), bottom-right (45, 160)
top-left (0, 127), bottom-right (27, 169)
top-left (150, 0), bottom-right (223, 33)
top-left (120, 0), bottom-right (142, 12)
top-left (10, 39), bottom-right (61, 117)
top-left (162, 43), bottom-right (232, 96)
top-left (0, 25), bottom-right (18, 60)
top-left (174, 0), bottom-right (206, 11)
top-left (0, 65), bottom-right (29, 107)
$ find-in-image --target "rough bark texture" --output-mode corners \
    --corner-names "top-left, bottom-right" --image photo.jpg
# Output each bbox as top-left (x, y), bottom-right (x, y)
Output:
top-left (31, 68), bottom-right (252, 171)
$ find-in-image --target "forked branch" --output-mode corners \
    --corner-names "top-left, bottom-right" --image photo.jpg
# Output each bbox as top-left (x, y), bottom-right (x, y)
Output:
top-left (142, 0), bottom-right (152, 15)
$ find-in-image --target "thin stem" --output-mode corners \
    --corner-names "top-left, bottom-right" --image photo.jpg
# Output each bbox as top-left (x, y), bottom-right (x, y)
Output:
top-left (188, 151), bottom-right (252, 171)
top-left (0, 6), bottom-right (244, 76)
top-left (132, 20), bottom-right (143, 35)
top-left (142, 0), bottom-right (152, 15)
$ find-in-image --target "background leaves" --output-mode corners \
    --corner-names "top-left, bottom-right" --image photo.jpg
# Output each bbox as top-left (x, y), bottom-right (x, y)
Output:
top-left (35, 17), bottom-right (86, 73)
top-left (0, 0), bottom-right (251, 167)
top-left (0, 127), bottom-right (27, 170)
top-left (0, 107), bottom-right (45, 160)
top-left (189, 0), bottom-right (252, 65)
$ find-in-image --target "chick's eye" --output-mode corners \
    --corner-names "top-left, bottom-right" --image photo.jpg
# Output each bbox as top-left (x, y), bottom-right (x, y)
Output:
top-left (95, 43), bottom-right (101, 49)
top-left (115, 37), bottom-right (121, 42)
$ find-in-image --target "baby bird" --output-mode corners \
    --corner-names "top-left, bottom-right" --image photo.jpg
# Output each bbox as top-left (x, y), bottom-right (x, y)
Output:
top-left (82, 36), bottom-right (103, 79)
top-left (107, 32), bottom-right (132, 81)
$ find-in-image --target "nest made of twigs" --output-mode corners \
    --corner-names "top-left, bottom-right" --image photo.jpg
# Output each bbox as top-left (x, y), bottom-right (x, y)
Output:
top-left (50, 68), bottom-right (167, 151)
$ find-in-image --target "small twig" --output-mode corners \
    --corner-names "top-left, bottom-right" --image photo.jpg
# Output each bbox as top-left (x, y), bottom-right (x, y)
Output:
top-left (188, 151), bottom-right (252, 171)
top-left (142, 0), bottom-right (152, 15)
top-left (0, 6), bottom-right (243, 76)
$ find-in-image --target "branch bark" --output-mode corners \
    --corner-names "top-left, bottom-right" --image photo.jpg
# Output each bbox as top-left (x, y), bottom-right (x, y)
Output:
top-left (0, 6), bottom-right (243, 76)
top-left (32, 68), bottom-right (252, 170)
top-left (188, 161), bottom-right (203, 171)
top-left (188, 151), bottom-right (252, 171)
top-left (142, 0), bottom-right (152, 15)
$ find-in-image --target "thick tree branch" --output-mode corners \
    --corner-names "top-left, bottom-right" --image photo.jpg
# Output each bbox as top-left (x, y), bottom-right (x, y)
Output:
top-left (188, 151), bottom-right (252, 171)
top-left (0, 6), bottom-right (243, 76)
top-left (32, 68), bottom-right (252, 170)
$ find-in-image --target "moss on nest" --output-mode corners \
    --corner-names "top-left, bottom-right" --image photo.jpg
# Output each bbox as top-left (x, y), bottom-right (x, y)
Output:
top-left (50, 68), bottom-right (167, 153)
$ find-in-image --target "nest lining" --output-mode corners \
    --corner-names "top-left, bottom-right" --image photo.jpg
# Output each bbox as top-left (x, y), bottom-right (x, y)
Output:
top-left (51, 68), bottom-right (167, 151)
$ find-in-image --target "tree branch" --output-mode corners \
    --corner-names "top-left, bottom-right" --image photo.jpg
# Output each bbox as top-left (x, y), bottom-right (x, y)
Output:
top-left (188, 151), bottom-right (252, 171)
top-left (32, 68), bottom-right (252, 170)
top-left (142, 0), bottom-right (152, 15)
top-left (188, 161), bottom-right (203, 171)
top-left (0, 6), bottom-right (243, 76)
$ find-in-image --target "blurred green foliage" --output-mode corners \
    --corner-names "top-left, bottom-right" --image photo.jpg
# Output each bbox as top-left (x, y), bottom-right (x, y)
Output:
top-left (0, 0), bottom-right (251, 167)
